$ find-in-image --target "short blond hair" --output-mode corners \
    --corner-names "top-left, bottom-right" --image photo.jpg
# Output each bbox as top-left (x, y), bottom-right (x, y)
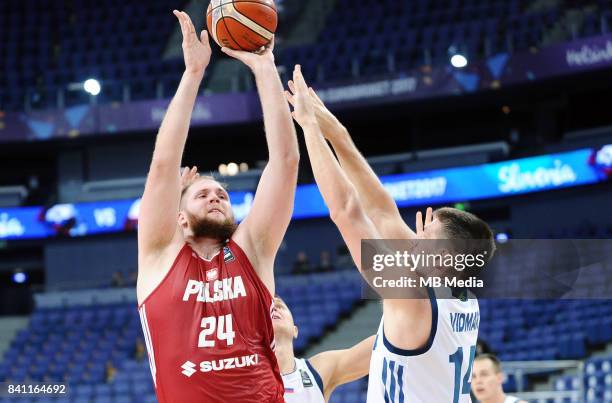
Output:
top-left (180, 175), bottom-right (229, 207)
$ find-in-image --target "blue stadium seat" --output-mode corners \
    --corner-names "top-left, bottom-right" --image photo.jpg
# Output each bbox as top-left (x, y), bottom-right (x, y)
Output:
top-left (3, 267), bottom-right (610, 402)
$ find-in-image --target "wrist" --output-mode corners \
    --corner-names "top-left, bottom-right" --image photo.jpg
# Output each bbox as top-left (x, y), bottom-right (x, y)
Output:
top-left (183, 68), bottom-right (205, 81)
top-left (252, 60), bottom-right (277, 76)
top-left (302, 120), bottom-right (320, 132)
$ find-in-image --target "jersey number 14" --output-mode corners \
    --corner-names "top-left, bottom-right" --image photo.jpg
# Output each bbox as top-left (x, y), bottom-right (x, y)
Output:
top-left (198, 314), bottom-right (236, 347)
top-left (449, 345), bottom-right (476, 403)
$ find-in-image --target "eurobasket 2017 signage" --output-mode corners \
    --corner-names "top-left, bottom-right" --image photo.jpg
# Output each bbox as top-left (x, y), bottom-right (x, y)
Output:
top-left (0, 145), bottom-right (609, 240)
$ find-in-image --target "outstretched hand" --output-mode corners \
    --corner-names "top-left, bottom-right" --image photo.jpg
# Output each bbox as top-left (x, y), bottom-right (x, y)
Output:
top-left (221, 37), bottom-right (275, 72)
top-left (173, 10), bottom-right (211, 75)
top-left (285, 80), bottom-right (346, 143)
top-left (285, 65), bottom-right (318, 129)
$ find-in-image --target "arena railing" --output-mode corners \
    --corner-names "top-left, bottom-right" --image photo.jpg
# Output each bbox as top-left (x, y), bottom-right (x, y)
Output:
top-left (77, 168), bottom-right (265, 203)
top-left (0, 186), bottom-right (28, 208)
top-left (504, 360), bottom-right (585, 401)
top-left (34, 287), bottom-right (137, 309)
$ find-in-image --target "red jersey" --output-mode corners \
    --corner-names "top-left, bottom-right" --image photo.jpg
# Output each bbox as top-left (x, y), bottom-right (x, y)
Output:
top-left (138, 239), bottom-right (284, 402)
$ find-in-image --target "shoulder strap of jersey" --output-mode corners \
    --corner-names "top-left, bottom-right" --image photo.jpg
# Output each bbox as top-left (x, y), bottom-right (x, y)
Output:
top-left (304, 359), bottom-right (324, 394)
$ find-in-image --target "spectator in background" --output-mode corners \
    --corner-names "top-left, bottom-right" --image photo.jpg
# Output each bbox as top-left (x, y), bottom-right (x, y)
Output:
top-left (472, 354), bottom-right (527, 403)
top-left (105, 360), bottom-right (117, 383)
top-left (111, 271), bottom-right (125, 288)
top-left (335, 244), bottom-right (353, 269)
top-left (292, 251), bottom-right (311, 275)
top-left (317, 250), bottom-right (332, 272)
top-left (134, 337), bottom-right (146, 362)
top-left (472, 339), bottom-right (495, 401)
top-left (128, 270), bottom-right (137, 287)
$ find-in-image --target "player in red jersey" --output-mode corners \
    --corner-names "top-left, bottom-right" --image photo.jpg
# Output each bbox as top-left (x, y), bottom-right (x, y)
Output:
top-left (136, 10), bottom-right (298, 403)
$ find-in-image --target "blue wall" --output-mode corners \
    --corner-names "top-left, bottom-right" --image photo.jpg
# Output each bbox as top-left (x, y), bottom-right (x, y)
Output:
top-left (41, 183), bottom-right (612, 289)
top-left (45, 236), bottom-right (137, 290)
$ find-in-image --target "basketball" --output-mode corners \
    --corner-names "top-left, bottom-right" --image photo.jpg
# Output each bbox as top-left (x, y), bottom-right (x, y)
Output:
top-left (206, 0), bottom-right (277, 52)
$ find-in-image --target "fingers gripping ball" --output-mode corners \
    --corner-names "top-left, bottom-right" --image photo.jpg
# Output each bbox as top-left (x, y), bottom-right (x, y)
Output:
top-left (207, 0), bottom-right (277, 52)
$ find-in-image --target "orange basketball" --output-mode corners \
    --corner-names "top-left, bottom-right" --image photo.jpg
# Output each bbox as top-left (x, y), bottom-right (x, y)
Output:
top-left (206, 0), bottom-right (277, 52)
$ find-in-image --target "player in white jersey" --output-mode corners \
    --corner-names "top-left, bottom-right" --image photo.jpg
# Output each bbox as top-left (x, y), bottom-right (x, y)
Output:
top-left (368, 288), bottom-right (480, 403)
top-left (272, 296), bottom-right (375, 402)
top-left (367, 287), bottom-right (480, 403)
top-left (286, 65), bottom-right (495, 402)
top-left (471, 354), bottom-right (527, 403)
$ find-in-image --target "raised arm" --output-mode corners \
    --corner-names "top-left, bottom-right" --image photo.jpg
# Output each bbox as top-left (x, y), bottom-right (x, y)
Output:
top-left (138, 11), bottom-right (211, 260)
top-left (289, 67), bottom-right (433, 351)
top-left (221, 41), bottom-right (299, 290)
top-left (288, 65), bottom-right (379, 270)
top-left (286, 84), bottom-right (415, 240)
top-left (308, 335), bottom-right (375, 400)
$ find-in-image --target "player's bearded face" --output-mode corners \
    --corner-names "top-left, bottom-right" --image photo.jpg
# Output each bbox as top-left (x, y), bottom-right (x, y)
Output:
top-left (187, 210), bottom-right (237, 240)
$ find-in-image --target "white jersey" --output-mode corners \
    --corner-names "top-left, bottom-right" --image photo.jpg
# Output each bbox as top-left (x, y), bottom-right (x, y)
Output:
top-left (504, 396), bottom-right (521, 403)
top-left (282, 357), bottom-right (325, 403)
top-left (367, 288), bottom-right (479, 403)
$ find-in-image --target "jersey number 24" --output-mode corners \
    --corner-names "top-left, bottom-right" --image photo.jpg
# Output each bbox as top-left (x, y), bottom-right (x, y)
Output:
top-left (198, 314), bottom-right (236, 347)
